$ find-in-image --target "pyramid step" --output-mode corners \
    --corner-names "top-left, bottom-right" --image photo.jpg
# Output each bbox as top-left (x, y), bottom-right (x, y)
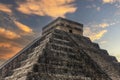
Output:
top-left (116, 62), bottom-right (120, 66)
top-left (52, 33), bottom-right (70, 41)
top-left (48, 43), bottom-right (76, 53)
top-left (53, 29), bottom-right (67, 35)
top-left (12, 66), bottom-right (32, 75)
top-left (3, 64), bottom-right (33, 79)
top-left (49, 38), bottom-right (73, 46)
top-left (100, 49), bottom-right (109, 55)
top-left (46, 49), bottom-right (75, 59)
top-left (40, 48), bottom-right (82, 63)
top-left (109, 56), bottom-right (118, 62)
top-left (32, 63), bottom-right (83, 74)
top-left (98, 50), bottom-right (118, 62)
top-left (20, 57), bottom-right (38, 67)
top-left (4, 66), bottom-right (32, 80)
top-left (50, 49), bottom-right (75, 56)
top-left (21, 42), bottom-right (48, 67)
top-left (38, 54), bottom-right (83, 68)
top-left (4, 75), bottom-right (27, 80)
top-left (27, 72), bottom-right (88, 80)
top-left (27, 42), bottom-right (47, 58)
top-left (68, 33), bottom-right (101, 50)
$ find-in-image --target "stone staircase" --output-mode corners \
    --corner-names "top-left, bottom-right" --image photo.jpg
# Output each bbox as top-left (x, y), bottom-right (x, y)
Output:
top-left (0, 33), bottom-right (52, 80)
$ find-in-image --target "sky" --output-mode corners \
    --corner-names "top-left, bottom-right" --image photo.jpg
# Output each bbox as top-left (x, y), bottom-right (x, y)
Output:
top-left (0, 0), bottom-right (120, 65)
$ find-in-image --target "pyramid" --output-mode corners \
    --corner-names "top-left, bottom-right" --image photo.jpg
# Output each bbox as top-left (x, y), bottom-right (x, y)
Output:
top-left (0, 17), bottom-right (120, 80)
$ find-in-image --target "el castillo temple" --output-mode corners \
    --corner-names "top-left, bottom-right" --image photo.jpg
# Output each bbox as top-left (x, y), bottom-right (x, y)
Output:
top-left (0, 17), bottom-right (120, 80)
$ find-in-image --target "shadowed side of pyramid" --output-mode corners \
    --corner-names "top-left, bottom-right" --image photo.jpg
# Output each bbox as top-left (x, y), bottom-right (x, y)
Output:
top-left (0, 17), bottom-right (119, 80)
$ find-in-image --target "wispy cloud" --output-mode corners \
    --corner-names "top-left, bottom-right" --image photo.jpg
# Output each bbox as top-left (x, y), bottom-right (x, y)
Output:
top-left (14, 21), bottom-right (33, 34)
top-left (84, 20), bottom-right (119, 41)
top-left (16, 0), bottom-right (77, 18)
top-left (84, 27), bottom-right (107, 41)
top-left (0, 3), bottom-right (12, 13)
top-left (83, 21), bottom-right (115, 41)
top-left (0, 27), bottom-right (21, 39)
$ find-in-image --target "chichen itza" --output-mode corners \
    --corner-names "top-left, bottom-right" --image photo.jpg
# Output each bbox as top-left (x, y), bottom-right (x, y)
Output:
top-left (0, 17), bottom-right (120, 80)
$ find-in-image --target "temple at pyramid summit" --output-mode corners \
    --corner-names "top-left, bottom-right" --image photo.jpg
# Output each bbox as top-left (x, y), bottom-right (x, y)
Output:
top-left (0, 17), bottom-right (120, 80)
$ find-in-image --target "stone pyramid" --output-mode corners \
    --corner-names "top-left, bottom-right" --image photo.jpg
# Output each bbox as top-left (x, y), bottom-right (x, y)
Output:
top-left (0, 17), bottom-right (120, 80)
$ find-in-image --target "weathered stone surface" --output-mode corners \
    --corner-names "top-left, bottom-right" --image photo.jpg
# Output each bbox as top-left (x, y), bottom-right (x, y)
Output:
top-left (0, 17), bottom-right (119, 80)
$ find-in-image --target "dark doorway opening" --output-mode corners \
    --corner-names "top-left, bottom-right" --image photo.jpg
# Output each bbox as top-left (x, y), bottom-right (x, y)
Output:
top-left (69, 30), bottom-right (72, 33)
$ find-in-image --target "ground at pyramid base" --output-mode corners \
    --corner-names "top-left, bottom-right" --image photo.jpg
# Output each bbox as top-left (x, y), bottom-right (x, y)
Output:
top-left (0, 17), bottom-right (120, 80)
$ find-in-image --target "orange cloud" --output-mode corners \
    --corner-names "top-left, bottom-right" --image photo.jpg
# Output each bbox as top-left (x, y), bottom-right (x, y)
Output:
top-left (84, 27), bottom-right (107, 41)
top-left (14, 21), bottom-right (33, 33)
top-left (0, 3), bottom-right (12, 13)
top-left (0, 42), bottom-right (22, 59)
top-left (16, 0), bottom-right (77, 18)
top-left (102, 0), bottom-right (120, 4)
top-left (0, 27), bottom-right (21, 39)
top-left (0, 43), bottom-right (11, 48)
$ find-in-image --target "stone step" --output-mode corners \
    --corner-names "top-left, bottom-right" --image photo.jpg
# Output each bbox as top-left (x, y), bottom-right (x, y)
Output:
top-left (4, 75), bottom-right (27, 80)
top-left (48, 43), bottom-right (76, 54)
top-left (21, 44), bottom-right (47, 67)
top-left (52, 33), bottom-right (70, 41)
top-left (27, 46), bottom-right (43, 59)
top-left (32, 63), bottom-right (83, 74)
top-left (50, 49), bottom-right (75, 56)
top-left (27, 72), bottom-right (88, 80)
top-left (49, 38), bottom-right (73, 47)
top-left (40, 48), bottom-right (82, 63)
top-left (20, 57), bottom-right (38, 67)
top-left (3, 63), bottom-right (33, 79)
top-left (67, 32), bottom-right (101, 50)
top-left (4, 65), bottom-right (32, 80)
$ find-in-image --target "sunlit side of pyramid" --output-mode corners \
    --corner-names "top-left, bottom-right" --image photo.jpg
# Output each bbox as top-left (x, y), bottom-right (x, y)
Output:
top-left (0, 17), bottom-right (120, 80)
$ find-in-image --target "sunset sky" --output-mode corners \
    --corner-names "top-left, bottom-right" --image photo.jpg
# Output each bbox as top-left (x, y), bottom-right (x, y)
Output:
top-left (0, 0), bottom-right (120, 65)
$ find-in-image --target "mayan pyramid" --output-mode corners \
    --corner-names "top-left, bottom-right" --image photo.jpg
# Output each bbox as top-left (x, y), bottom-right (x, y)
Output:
top-left (0, 17), bottom-right (120, 80)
